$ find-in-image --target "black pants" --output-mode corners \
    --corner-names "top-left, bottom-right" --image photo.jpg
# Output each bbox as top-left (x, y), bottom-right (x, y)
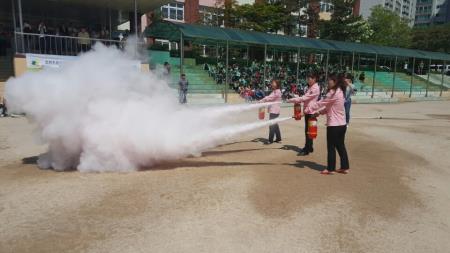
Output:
top-left (269, 113), bottom-right (281, 142)
top-left (303, 114), bottom-right (314, 152)
top-left (0, 104), bottom-right (7, 116)
top-left (326, 125), bottom-right (349, 171)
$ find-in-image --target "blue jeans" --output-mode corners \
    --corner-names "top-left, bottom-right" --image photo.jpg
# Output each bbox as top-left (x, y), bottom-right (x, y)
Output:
top-left (344, 99), bottom-right (351, 124)
top-left (179, 89), bottom-right (187, 104)
top-left (268, 113), bottom-right (281, 142)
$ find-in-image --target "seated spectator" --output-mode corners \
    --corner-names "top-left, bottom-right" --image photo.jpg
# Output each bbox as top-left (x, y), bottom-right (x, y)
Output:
top-left (163, 62), bottom-right (171, 76)
top-left (77, 28), bottom-right (91, 52)
top-left (233, 81), bottom-right (240, 92)
top-left (38, 21), bottom-right (47, 37)
top-left (254, 88), bottom-right (265, 100)
top-left (38, 21), bottom-right (47, 53)
top-left (359, 72), bottom-right (365, 83)
top-left (23, 22), bottom-right (32, 33)
top-left (101, 27), bottom-right (110, 39)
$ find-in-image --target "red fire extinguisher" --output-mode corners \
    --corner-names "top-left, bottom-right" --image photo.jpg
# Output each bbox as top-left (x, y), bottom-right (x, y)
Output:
top-left (293, 103), bottom-right (302, 120)
top-left (307, 117), bottom-right (318, 139)
top-left (258, 107), bottom-right (265, 120)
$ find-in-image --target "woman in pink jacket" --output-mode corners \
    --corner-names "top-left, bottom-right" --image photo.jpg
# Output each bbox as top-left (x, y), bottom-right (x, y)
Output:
top-left (260, 79), bottom-right (282, 144)
top-left (311, 73), bottom-right (350, 175)
top-left (287, 73), bottom-right (321, 156)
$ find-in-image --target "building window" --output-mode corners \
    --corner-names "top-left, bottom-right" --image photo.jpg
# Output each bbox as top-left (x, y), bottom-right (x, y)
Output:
top-left (161, 2), bottom-right (184, 21)
top-left (320, 1), bottom-right (333, 13)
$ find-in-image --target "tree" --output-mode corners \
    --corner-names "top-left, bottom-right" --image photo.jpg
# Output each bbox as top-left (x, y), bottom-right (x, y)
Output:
top-left (320, 0), bottom-right (372, 42)
top-left (365, 5), bottom-right (412, 48)
top-left (233, 2), bottom-right (285, 33)
top-left (306, 0), bottom-right (320, 38)
top-left (223, 0), bottom-right (238, 27)
top-left (271, 0), bottom-right (300, 36)
top-left (411, 24), bottom-right (450, 53)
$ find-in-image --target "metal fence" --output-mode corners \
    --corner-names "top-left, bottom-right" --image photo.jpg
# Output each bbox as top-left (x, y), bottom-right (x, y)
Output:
top-left (14, 32), bottom-right (126, 56)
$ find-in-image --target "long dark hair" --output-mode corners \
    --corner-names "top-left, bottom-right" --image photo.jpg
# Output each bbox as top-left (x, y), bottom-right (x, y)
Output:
top-left (307, 72), bottom-right (319, 82)
top-left (327, 73), bottom-right (347, 95)
top-left (344, 73), bottom-right (354, 83)
top-left (272, 79), bottom-right (281, 89)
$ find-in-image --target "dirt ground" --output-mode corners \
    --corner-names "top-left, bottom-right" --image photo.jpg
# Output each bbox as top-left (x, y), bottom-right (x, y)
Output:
top-left (1, 101), bottom-right (449, 253)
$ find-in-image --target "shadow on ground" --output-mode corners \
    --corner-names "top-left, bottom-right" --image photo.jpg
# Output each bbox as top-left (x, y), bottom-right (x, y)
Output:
top-left (22, 156), bottom-right (38, 164)
top-left (283, 160), bottom-right (326, 172)
top-left (280, 144), bottom-right (303, 153)
top-left (141, 160), bottom-right (274, 171)
top-left (201, 148), bottom-right (278, 157)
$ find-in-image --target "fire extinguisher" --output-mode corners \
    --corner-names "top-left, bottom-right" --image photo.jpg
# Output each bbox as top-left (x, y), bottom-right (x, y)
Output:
top-left (258, 107), bottom-right (265, 120)
top-left (307, 117), bottom-right (318, 139)
top-left (293, 103), bottom-right (302, 120)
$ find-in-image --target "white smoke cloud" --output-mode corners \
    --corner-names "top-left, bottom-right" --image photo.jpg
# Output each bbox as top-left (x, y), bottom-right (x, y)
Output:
top-left (5, 43), bottom-right (286, 172)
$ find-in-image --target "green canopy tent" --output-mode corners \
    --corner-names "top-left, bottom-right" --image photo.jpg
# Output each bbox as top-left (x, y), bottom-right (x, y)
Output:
top-left (145, 20), bottom-right (450, 100)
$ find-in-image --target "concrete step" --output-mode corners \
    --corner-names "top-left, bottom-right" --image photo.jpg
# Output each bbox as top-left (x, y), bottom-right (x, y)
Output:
top-left (187, 93), bottom-right (223, 99)
top-left (186, 93), bottom-right (225, 104)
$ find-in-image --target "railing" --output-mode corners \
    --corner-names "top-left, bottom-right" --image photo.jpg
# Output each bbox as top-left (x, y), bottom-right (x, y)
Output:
top-left (14, 32), bottom-right (126, 56)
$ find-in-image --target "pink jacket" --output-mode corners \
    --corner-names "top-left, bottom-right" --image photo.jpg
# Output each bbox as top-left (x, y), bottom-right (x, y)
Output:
top-left (288, 83), bottom-right (320, 114)
top-left (261, 89), bottom-right (282, 114)
top-left (311, 88), bottom-right (346, 127)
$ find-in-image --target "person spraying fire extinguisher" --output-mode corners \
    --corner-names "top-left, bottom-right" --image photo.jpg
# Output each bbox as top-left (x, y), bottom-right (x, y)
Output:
top-left (287, 72), bottom-right (321, 156)
top-left (259, 79), bottom-right (282, 145)
top-left (310, 73), bottom-right (350, 175)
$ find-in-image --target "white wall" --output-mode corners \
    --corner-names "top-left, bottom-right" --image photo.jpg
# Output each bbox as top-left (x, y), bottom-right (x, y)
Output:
top-left (359, 0), bottom-right (384, 19)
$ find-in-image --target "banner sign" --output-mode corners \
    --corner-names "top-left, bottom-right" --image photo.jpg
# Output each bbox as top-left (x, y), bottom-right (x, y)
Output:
top-left (25, 53), bottom-right (141, 71)
top-left (26, 53), bottom-right (76, 70)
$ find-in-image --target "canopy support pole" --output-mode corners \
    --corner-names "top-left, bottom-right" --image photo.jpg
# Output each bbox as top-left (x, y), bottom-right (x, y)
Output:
top-left (325, 50), bottom-right (330, 82)
top-left (11, 0), bottom-right (17, 52)
top-left (246, 45), bottom-right (249, 67)
top-left (108, 5), bottom-right (112, 39)
top-left (425, 58), bottom-right (431, 97)
top-left (351, 52), bottom-right (355, 74)
top-left (440, 60), bottom-right (446, 97)
top-left (216, 43), bottom-right (219, 85)
top-left (134, 0), bottom-right (138, 36)
top-left (263, 44), bottom-right (267, 87)
top-left (296, 47), bottom-right (300, 84)
top-left (180, 33), bottom-right (184, 75)
top-left (17, 0), bottom-right (24, 53)
top-left (134, 0), bottom-right (138, 55)
top-left (225, 40), bottom-right (229, 103)
top-left (389, 57), bottom-right (392, 74)
top-left (216, 43), bottom-right (219, 65)
top-left (357, 54), bottom-right (361, 72)
top-left (371, 54), bottom-right (377, 99)
top-left (409, 57), bottom-right (415, 97)
top-left (391, 56), bottom-right (397, 98)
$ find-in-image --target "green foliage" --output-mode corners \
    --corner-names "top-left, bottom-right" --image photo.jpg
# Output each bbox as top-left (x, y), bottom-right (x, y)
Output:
top-left (365, 5), bottom-right (412, 48)
top-left (320, 0), bottom-right (372, 42)
top-left (233, 3), bottom-right (285, 33)
top-left (306, 0), bottom-right (320, 38)
top-left (224, 0), bottom-right (238, 27)
top-left (411, 23), bottom-right (450, 53)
